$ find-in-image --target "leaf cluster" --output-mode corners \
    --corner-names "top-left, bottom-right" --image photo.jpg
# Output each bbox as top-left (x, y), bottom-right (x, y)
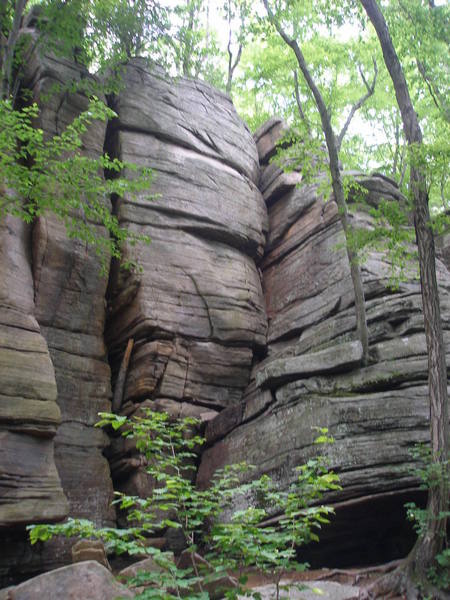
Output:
top-left (0, 97), bottom-right (153, 272)
top-left (28, 413), bottom-right (340, 599)
top-left (404, 444), bottom-right (450, 591)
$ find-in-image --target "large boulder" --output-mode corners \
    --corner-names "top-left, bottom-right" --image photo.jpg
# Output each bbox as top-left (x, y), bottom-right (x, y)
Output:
top-left (105, 60), bottom-right (268, 503)
top-left (0, 561), bottom-right (133, 600)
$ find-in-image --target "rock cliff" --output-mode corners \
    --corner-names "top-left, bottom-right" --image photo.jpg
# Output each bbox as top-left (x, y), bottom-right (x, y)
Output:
top-left (0, 43), bottom-right (448, 585)
top-left (198, 118), bottom-right (450, 565)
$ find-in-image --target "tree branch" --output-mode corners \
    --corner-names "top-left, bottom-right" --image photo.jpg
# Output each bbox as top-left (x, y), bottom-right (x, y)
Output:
top-left (226, 40), bottom-right (242, 94)
top-left (0, 0), bottom-right (28, 100)
top-left (293, 69), bottom-right (306, 121)
top-left (416, 59), bottom-right (450, 123)
top-left (262, 0), bottom-right (369, 363)
top-left (337, 57), bottom-right (378, 151)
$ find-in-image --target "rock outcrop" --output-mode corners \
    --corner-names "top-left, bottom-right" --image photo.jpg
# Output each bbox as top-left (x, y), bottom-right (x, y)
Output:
top-left (0, 41), bottom-right (115, 585)
top-left (0, 214), bottom-right (67, 528)
top-left (197, 119), bottom-right (450, 565)
top-left (0, 210), bottom-right (68, 584)
top-left (1, 42), bottom-right (449, 587)
top-left (25, 47), bottom-right (116, 532)
top-left (104, 59), bottom-right (268, 500)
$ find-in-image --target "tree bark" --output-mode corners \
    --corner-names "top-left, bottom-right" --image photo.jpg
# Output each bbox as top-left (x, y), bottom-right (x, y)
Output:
top-left (0, 0), bottom-right (28, 100)
top-left (263, 0), bottom-right (369, 364)
top-left (360, 0), bottom-right (449, 591)
top-left (112, 338), bottom-right (134, 413)
top-left (336, 59), bottom-right (377, 152)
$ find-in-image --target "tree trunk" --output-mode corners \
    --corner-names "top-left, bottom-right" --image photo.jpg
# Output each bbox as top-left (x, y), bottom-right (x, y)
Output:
top-left (262, 0), bottom-right (369, 364)
top-left (0, 0), bottom-right (28, 100)
top-left (182, 0), bottom-right (195, 77)
top-left (360, 0), bottom-right (449, 590)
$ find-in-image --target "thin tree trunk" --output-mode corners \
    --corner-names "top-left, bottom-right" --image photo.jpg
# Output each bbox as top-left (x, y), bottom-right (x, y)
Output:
top-left (336, 59), bottom-right (378, 152)
top-left (1, 0), bottom-right (27, 100)
top-left (112, 338), bottom-right (134, 413)
top-left (391, 119), bottom-right (400, 178)
top-left (226, 41), bottom-right (241, 95)
top-left (360, 0), bottom-right (449, 591)
top-left (182, 0), bottom-right (195, 77)
top-left (262, 0), bottom-right (369, 364)
top-left (293, 69), bottom-right (307, 122)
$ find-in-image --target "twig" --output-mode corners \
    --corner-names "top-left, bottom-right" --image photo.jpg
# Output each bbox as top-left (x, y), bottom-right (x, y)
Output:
top-left (112, 338), bottom-right (134, 413)
top-left (293, 69), bottom-right (307, 123)
top-left (337, 57), bottom-right (378, 151)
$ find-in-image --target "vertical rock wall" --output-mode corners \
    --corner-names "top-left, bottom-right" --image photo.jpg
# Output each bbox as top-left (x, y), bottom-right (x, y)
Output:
top-left (0, 214), bottom-right (68, 583)
top-left (0, 214), bottom-right (67, 527)
top-left (105, 60), bottom-right (268, 500)
top-left (24, 49), bottom-right (115, 531)
top-left (0, 42), bottom-right (116, 584)
top-left (1, 47), bottom-right (449, 582)
top-left (24, 48), bottom-right (116, 535)
top-left (198, 119), bottom-right (450, 565)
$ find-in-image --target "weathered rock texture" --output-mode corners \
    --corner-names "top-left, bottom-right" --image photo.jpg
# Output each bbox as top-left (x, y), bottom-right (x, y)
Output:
top-left (105, 59), bottom-right (268, 500)
top-left (1, 43), bottom-right (449, 587)
top-left (197, 120), bottom-right (450, 564)
top-left (0, 215), bottom-right (67, 528)
top-left (0, 211), bottom-right (69, 585)
top-left (24, 46), bottom-right (115, 531)
top-left (0, 561), bottom-right (133, 600)
top-left (0, 40), bottom-right (115, 585)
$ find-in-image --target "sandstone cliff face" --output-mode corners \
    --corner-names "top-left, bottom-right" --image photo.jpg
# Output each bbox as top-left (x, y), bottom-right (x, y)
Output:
top-left (26, 50), bottom-right (116, 532)
top-left (104, 59), bottom-right (268, 500)
top-left (0, 45), bottom-right (115, 584)
top-left (0, 214), bottom-right (69, 584)
top-left (0, 46), bottom-right (448, 585)
top-left (197, 118), bottom-right (450, 564)
top-left (0, 215), bottom-right (67, 527)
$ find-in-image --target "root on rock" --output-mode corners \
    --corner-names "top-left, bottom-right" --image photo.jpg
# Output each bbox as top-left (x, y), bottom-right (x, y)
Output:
top-left (358, 560), bottom-right (449, 599)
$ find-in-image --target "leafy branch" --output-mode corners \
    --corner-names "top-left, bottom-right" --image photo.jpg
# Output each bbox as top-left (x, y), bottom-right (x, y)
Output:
top-left (0, 97), bottom-right (153, 272)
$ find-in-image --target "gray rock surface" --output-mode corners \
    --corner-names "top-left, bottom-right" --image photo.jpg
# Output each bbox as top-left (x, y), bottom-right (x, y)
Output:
top-left (2, 44), bottom-right (450, 589)
top-left (110, 59), bottom-right (259, 184)
top-left (198, 122), bottom-right (450, 561)
top-left (242, 580), bottom-right (358, 600)
top-left (254, 117), bottom-right (289, 165)
top-left (0, 215), bottom-right (68, 529)
top-left (0, 561), bottom-right (133, 600)
top-left (24, 45), bottom-right (116, 535)
top-left (255, 340), bottom-right (364, 388)
top-left (0, 39), bottom-right (116, 585)
top-left (105, 61), bottom-right (268, 502)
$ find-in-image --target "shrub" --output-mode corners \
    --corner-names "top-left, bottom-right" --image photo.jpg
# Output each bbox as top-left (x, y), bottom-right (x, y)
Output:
top-left (29, 411), bottom-right (340, 599)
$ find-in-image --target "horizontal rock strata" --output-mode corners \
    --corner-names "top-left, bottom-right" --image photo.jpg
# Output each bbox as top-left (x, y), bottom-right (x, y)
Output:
top-left (105, 60), bottom-right (268, 503)
top-left (198, 121), bottom-right (450, 563)
top-left (0, 42), bottom-right (117, 584)
top-left (0, 216), bottom-right (67, 529)
top-left (25, 47), bottom-right (116, 532)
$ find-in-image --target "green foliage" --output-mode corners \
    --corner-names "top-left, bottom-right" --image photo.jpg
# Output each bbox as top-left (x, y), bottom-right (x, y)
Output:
top-left (36, 0), bottom-right (170, 70)
top-left (404, 444), bottom-right (450, 591)
top-left (28, 412), bottom-right (340, 599)
top-left (0, 97), bottom-right (153, 272)
top-left (209, 431), bottom-right (340, 600)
